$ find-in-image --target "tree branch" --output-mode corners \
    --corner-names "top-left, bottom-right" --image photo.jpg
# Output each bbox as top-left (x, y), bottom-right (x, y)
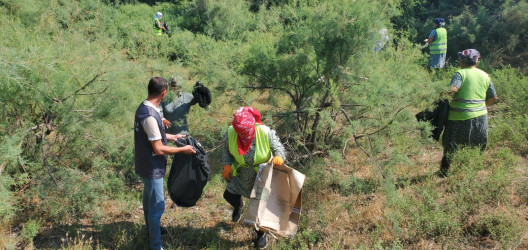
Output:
top-left (74, 83), bottom-right (110, 96)
top-left (62, 72), bottom-right (105, 102)
top-left (41, 115), bottom-right (59, 187)
top-left (354, 132), bottom-right (385, 180)
top-left (243, 85), bottom-right (296, 104)
top-left (205, 142), bottom-right (225, 154)
top-left (354, 105), bottom-right (409, 139)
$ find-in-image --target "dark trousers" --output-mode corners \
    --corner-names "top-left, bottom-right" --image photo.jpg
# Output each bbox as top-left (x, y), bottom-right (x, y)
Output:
top-left (440, 115), bottom-right (488, 176)
top-left (440, 150), bottom-right (451, 176)
top-left (223, 190), bottom-right (265, 238)
top-left (223, 190), bottom-right (242, 209)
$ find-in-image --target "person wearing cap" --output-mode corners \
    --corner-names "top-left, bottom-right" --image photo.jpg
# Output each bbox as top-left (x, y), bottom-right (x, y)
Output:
top-left (426, 18), bottom-right (447, 69)
top-left (221, 106), bottom-right (286, 248)
top-left (160, 77), bottom-right (198, 135)
top-left (134, 77), bottom-right (196, 249)
top-left (439, 49), bottom-right (498, 177)
top-left (153, 12), bottom-right (166, 36)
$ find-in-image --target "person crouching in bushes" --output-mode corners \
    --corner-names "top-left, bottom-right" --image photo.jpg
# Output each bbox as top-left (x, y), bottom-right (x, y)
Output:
top-left (221, 106), bottom-right (286, 248)
top-left (440, 49), bottom-right (498, 177)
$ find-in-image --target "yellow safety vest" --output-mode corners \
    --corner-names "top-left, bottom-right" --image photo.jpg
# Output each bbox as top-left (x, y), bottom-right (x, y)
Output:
top-left (448, 67), bottom-right (490, 121)
top-left (430, 27), bottom-right (447, 55)
top-left (154, 18), bottom-right (162, 36)
top-left (228, 124), bottom-right (271, 176)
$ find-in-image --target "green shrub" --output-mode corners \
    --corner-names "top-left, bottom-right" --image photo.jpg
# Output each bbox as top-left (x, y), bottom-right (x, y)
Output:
top-left (20, 218), bottom-right (43, 243)
top-left (342, 176), bottom-right (377, 196)
top-left (405, 188), bottom-right (462, 240)
top-left (490, 115), bottom-right (528, 155)
top-left (476, 213), bottom-right (526, 248)
top-left (36, 167), bottom-right (104, 223)
top-left (0, 175), bottom-right (16, 224)
top-left (447, 147), bottom-right (512, 209)
top-left (517, 177), bottom-right (528, 205)
top-left (489, 67), bottom-right (528, 154)
top-left (449, 147), bottom-right (487, 175)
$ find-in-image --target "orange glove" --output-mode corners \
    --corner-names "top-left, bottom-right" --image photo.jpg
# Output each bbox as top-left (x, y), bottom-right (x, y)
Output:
top-left (271, 156), bottom-right (284, 166)
top-left (222, 165), bottom-right (233, 182)
top-left (162, 118), bottom-right (171, 129)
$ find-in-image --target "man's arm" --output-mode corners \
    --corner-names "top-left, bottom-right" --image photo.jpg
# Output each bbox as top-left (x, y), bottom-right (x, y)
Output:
top-left (151, 140), bottom-right (196, 155)
top-left (142, 116), bottom-right (194, 155)
top-left (166, 133), bottom-right (186, 142)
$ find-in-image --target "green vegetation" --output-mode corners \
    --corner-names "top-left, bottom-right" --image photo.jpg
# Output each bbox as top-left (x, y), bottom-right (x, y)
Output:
top-left (1, 0), bottom-right (527, 249)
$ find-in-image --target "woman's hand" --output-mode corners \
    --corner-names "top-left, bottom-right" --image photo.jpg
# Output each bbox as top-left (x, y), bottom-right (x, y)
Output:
top-left (223, 165), bottom-right (233, 182)
top-left (271, 156), bottom-right (284, 166)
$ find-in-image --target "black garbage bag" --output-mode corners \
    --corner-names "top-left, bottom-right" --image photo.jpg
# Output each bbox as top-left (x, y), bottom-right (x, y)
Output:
top-left (161, 22), bottom-right (172, 37)
top-left (416, 99), bottom-right (449, 141)
top-left (192, 81), bottom-right (212, 108)
top-left (162, 22), bottom-right (169, 32)
top-left (167, 136), bottom-right (210, 207)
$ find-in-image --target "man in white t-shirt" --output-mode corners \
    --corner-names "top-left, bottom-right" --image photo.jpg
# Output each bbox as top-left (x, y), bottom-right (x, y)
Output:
top-left (133, 77), bottom-right (196, 249)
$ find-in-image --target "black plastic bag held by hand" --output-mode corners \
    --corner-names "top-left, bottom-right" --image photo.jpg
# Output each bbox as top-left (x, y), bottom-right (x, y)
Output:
top-left (167, 136), bottom-right (210, 207)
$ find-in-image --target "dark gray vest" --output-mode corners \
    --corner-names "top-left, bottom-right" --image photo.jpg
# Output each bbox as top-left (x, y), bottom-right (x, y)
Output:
top-left (134, 102), bottom-right (168, 179)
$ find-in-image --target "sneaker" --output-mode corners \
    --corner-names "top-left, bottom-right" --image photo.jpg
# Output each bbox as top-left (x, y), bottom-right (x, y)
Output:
top-left (232, 200), bottom-right (244, 222)
top-left (255, 231), bottom-right (267, 249)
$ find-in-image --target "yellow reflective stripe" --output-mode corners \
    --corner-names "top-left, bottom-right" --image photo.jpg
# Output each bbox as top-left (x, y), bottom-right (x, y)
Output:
top-left (452, 98), bottom-right (485, 104)
top-left (449, 106), bottom-right (486, 112)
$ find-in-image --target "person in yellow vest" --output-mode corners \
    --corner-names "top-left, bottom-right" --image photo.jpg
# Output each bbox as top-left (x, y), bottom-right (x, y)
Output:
top-left (221, 106), bottom-right (286, 248)
top-left (440, 49), bottom-right (498, 177)
top-left (426, 18), bottom-right (447, 69)
top-left (153, 12), bottom-right (166, 36)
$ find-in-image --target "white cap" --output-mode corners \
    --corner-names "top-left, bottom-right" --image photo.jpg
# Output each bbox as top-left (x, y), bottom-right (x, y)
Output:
top-left (157, 12), bottom-right (162, 16)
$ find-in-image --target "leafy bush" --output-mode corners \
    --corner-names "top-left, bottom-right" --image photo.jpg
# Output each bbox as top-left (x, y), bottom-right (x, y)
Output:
top-left (476, 212), bottom-right (526, 248)
top-left (489, 66), bottom-right (528, 154)
top-left (0, 0), bottom-right (146, 229)
top-left (393, 0), bottom-right (528, 72)
top-left (446, 147), bottom-right (513, 208)
top-left (1, 0), bottom-right (527, 248)
top-left (240, 0), bottom-right (432, 161)
top-left (36, 167), bottom-right (105, 223)
top-left (0, 175), bottom-right (16, 224)
top-left (20, 218), bottom-right (43, 244)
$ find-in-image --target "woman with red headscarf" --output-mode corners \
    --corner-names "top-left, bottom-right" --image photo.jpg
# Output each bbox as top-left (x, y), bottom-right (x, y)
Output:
top-left (221, 106), bottom-right (286, 248)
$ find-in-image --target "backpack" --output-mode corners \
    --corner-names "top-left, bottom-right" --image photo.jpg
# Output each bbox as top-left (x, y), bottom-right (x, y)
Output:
top-left (167, 136), bottom-right (210, 207)
top-left (192, 81), bottom-right (212, 108)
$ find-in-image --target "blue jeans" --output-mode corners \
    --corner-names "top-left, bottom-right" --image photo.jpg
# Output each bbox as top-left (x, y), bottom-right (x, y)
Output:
top-left (142, 177), bottom-right (165, 250)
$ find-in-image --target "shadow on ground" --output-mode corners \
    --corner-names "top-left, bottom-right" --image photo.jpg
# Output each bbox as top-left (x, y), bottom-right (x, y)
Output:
top-left (34, 221), bottom-right (248, 249)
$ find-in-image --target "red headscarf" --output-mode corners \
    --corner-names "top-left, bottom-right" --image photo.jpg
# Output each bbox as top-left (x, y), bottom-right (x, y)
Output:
top-left (232, 106), bottom-right (262, 155)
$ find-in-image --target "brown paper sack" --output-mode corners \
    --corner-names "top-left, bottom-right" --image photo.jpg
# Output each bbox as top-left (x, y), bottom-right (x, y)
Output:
top-left (243, 163), bottom-right (305, 238)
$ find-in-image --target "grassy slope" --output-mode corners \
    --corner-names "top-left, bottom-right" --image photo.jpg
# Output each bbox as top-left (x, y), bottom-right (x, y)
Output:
top-left (14, 84), bottom-right (528, 249)
top-left (15, 142), bottom-right (528, 249)
top-left (1, 1), bottom-right (528, 249)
